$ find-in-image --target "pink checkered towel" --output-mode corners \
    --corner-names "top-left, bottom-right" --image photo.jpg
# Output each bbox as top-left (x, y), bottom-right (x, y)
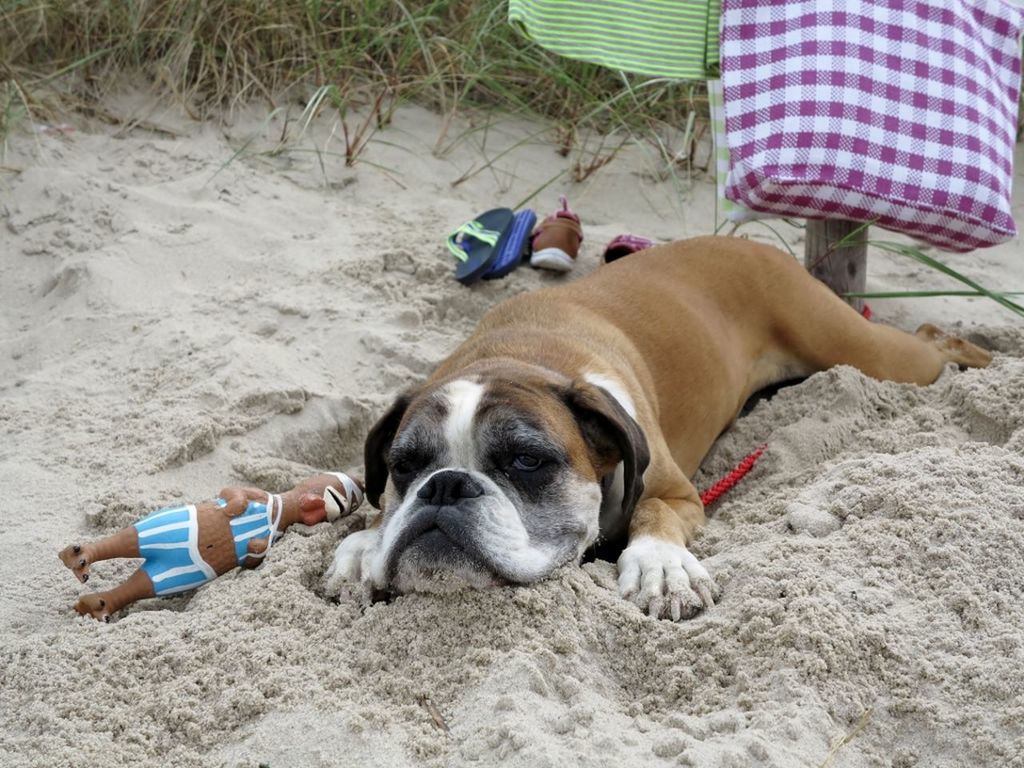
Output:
top-left (720, 0), bottom-right (1024, 252)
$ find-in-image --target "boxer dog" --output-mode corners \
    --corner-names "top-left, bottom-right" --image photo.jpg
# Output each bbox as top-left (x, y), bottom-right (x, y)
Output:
top-left (324, 236), bottom-right (991, 620)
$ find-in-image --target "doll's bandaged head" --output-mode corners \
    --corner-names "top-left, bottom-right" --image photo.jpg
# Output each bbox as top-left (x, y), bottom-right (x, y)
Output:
top-left (323, 472), bottom-right (363, 522)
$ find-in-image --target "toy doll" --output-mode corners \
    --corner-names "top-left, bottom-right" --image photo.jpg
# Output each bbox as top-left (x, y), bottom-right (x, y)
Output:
top-left (59, 472), bottom-right (363, 621)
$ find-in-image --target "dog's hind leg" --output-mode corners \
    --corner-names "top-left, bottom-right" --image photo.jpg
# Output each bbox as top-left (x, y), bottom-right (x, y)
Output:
top-left (58, 527), bottom-right (140, 584)
top-left (913, 323), bottom-right (993, 369)
top-left (772, 279), bottom-right (992, 385)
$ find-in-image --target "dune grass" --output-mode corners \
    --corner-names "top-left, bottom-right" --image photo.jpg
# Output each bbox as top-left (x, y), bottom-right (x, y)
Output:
top-left (828, 222), bottom-right (1024, 319)
top-left (0, 0), bottom-right (703, 141)
top-left (2, 1), bottom-right (1020, 318)
top-left (1, 0), bottom-right (710, 210)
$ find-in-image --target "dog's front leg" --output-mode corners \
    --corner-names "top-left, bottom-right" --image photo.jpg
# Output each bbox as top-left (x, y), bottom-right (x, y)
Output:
top-left (323, 517), bottom-right (382, 597)
top-left (617, 478), bottom-right (719, 621)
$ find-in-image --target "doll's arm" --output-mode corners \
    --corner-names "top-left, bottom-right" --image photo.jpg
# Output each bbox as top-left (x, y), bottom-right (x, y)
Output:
top-left (216, 486), bottom-right (269, 518)
top-left (241, 538), bottom-right (270, 568)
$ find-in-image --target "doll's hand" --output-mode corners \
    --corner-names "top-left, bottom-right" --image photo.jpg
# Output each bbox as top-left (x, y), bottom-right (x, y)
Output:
top-left (241, 537), bottom-right (270, 568)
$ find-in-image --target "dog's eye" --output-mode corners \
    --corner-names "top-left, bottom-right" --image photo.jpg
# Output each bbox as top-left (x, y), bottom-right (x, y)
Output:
top-left (389, 450), bottom-right (426, 479)
top-left (392, 459), bottom-right (415, 477)
top-left (511, 454), bottom-right (542, 472)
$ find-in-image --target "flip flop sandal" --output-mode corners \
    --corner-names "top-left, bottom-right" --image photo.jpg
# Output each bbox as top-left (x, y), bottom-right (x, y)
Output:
top-left (602, 234), bottom-right (654, 264)
top-left (483, 209), bottom-right (537, 280)
top-left (447, 208), bottom-right (515, 285)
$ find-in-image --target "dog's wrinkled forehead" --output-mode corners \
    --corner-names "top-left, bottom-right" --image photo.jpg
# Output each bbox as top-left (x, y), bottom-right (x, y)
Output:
top-left (395, 371), bottom-right (584, 466)
top-left (438, 379), bottom-right (486, 466)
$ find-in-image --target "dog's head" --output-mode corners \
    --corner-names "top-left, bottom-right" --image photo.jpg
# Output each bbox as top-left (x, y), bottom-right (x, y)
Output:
top-left (361, 360), bottom-right (649, 593)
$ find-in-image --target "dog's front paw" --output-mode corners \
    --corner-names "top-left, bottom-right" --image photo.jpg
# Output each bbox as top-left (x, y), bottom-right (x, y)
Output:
top-left (323, 529), bottom-right (380, 596)
top-left (616, 536), bottom-right (719, 621)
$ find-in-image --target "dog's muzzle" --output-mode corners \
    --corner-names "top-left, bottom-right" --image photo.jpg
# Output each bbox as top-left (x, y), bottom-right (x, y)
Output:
top-left (382, 470), bottom-right (493, 582)
top-left (417, 469), bottom-right (483, 506)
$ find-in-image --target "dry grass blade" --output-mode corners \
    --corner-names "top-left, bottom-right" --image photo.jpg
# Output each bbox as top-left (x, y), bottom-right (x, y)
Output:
top-left (571, 132), bottom-right (629, 183)
top-left (512, 168), bottom-right (568, 210)
top-left (450, 124), bottom-right (550, 187)
top-left (205, 106), bottom-right (284, 185)
top-left (819, 707), bottom-right (873, 768)
top-left (417, 694), bottom-right (452, 737)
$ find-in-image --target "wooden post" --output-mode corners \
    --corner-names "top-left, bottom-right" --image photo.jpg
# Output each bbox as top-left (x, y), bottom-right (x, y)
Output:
top-left (804, 219), bottom-right (867, 313)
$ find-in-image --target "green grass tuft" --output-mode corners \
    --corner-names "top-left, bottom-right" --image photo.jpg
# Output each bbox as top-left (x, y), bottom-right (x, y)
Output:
top-left (2, 1), bottom-right (1020, 320)
top-left (0, 0), bottom-right (705, 136)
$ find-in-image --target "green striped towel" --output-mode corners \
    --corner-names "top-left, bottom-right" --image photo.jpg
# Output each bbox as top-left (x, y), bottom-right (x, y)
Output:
top-left (508, 0), bottom-right (721, 80)
top-left (706, 78), bottom-right (765, 224)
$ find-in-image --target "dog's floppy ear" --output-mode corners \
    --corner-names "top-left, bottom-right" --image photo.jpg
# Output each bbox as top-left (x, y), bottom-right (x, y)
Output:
top-left (364, 390), bottom-right (415, 509)
top-left (560, 380), bottom-right (650, 521)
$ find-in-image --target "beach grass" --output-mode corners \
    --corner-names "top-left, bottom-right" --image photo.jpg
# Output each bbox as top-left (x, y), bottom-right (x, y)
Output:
top-left (832, 224), bottom-right (1024, 319)
top-left (0, 0), bottom-right (704, 142)
top-left (3, 1), bottom-right (1020, 317)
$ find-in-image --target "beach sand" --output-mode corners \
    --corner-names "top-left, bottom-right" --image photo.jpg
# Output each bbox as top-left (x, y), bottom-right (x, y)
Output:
top-left (1, 93), bottom-right (1023, 767)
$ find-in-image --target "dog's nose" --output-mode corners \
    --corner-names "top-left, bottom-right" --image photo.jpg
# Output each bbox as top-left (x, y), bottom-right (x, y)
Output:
top-left (417, 470), bottom-right (483, 506)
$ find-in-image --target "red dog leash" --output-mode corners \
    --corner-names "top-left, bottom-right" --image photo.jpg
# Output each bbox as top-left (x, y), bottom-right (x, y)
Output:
top-left (700, 443), bottom-right (767, 507)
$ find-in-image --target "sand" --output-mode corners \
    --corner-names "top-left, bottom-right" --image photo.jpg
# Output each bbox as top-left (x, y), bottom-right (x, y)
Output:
top-left (1, 91), bottom-right (1023, 767)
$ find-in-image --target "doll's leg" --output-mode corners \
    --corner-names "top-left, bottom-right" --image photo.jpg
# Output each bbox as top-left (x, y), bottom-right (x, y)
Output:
top-left (59, 527), bottom-right (140, 584)
top-left (76, 568), bottom-right (155, 622)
